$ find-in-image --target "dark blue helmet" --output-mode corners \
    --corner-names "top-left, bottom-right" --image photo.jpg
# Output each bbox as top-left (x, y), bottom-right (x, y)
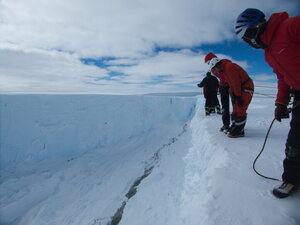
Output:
top-left (235, 8), bottom-right (266, 39)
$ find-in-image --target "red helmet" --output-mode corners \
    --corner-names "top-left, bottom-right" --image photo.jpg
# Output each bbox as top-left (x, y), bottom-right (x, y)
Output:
top-left (204, 53), bottom-right (217, 63)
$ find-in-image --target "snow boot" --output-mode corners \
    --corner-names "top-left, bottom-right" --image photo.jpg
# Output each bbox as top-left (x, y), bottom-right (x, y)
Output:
top-left (228, 116), bottom-right (246, 138)
top-left (228, 114), bottom-right (237, 133)
top-left (272, 182), bottom-right (300, 198)
top-left (220, 125), bottom-right (230, 134)
top-left (227, 129), bottom-right (245, 138)
top-left (205, 107), bottom-right (210, 116)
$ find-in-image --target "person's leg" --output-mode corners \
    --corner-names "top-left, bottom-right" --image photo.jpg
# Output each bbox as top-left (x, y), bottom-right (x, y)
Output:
top-left (220, 86), bottom-right (230, 127)
top-left (273, 94), bottom-right (300, 198)
top-left (283, 94), bottom-right (300, 185)
top-left (209, 93), bottom-right (215, 113)
top-left (228, 92), bottom-right (252, 137)
top-left (214, 92), bottom-right (222, 114)
top-left (204, 94), bottom-right (210, 115)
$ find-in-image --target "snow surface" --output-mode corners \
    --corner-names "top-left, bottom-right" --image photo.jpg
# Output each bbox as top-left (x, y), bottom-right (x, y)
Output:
top-left (0, 90), bottom-right (299, 225)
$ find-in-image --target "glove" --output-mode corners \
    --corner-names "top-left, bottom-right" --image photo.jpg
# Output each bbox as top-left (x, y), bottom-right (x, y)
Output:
top-left (236, 96), bottom-right (244, 106)
top-left (274, 103), bottom-right (289, 122)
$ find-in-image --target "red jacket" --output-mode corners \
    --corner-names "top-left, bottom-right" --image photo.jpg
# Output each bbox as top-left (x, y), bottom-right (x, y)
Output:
top-left (216, 60), bottom-right (254, 97)
top-left (211, 59), bottom-right (230, 87)
top-left (260, 12), bottom-right (300, 105)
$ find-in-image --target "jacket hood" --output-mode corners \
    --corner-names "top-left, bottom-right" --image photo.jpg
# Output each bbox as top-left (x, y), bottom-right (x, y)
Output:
top-left (260, 12), bottom-right (289, 46)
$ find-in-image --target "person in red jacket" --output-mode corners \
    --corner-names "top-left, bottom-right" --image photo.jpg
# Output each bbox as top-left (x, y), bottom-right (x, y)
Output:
top-left (206, 55), bottom-right (254, 138)
top-left (235, 8), bottom-right (300, 198)
top-left (205, 53), bottom-right (231, 133)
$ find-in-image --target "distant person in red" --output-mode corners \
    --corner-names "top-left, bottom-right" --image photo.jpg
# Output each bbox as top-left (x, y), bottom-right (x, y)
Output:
top-left (235, 8), bottom-right (300, 198)
top-left (205, 53), bottom-right (231, 133)
top-left (197, 71), bottom-right (221, 115)
top-left (206, 54), bottom-right (254, 138)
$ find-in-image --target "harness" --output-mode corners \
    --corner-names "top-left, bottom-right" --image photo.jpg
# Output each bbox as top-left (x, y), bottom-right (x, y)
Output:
top-left (241, 77), bottom-right (254, 94)
top-left (241, 77), bottom-right (251, 86)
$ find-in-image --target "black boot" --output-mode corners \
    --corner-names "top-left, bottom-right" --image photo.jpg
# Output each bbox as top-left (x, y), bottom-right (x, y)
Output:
top-left (228, 114), bottom-right (237, 133)
top-left (220, 125), bottom-right (230, 134)
top-left (273, 182), bottom-right (300, 198)
top-left (205, 107), bottom-right (210, 116)
top-left (228, 116), bottom-right (246, 138)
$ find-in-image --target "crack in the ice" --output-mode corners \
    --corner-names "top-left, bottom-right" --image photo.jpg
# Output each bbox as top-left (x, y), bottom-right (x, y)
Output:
top-left (106, 123), bottom-right (188, 225)
top-left (88, 123), bottom-right (188, 225)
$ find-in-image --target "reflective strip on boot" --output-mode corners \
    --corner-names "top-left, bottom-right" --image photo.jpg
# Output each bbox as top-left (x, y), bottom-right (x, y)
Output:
top-left (235, 118), bottom-right (246, 126)
top-left (228, 117), bottom-right (246, 137)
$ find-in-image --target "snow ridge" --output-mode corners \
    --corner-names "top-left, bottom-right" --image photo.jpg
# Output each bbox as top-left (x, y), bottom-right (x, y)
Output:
top-left (180, 98), bottom-right (229, 224)
top-left (180, 97), bottom-right (300, 225)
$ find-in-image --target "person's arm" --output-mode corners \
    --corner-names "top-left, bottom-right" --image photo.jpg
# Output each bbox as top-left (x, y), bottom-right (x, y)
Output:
top-left (275, 72), bottom-right (290, 105)
top-left (197, 77), bottom-right (206, 88)
top-left (274, 71), bottom-right (291, 121)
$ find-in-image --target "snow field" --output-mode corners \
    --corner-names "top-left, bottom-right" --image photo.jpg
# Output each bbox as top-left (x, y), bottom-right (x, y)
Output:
top-left (1, 92), bottom-right (300, 225)
top-left (0, 94), bottom-right (196, 225)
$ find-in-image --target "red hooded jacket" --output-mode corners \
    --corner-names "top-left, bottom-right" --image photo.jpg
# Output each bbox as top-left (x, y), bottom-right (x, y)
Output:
top-left (260, 12), bottom-right (300, 104)
top-left (216, 60), bottom-right (254, 97)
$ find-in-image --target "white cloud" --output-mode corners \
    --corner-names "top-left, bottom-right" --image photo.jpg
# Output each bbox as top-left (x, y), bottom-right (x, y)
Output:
top-left (0, 0), bottom-right (298, 93)
top-left (0, 45), bottom-right (110, 93)
top-left (1, 0), bottom-right (297, 58)
top-left (252, 74), bottom-right (277, 81)
top-left (110, 50), bottom-right (204, 78)
top-left (0, 46), bottom-right (206, 94)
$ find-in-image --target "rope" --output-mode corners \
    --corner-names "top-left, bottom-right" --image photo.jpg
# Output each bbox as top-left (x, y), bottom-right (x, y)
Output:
top-left (252, 118), bottom-right (281, 181)
top-left (254, 92), bottom-right (276, 98)
top-left (252, 100), bottom-right (300, 182)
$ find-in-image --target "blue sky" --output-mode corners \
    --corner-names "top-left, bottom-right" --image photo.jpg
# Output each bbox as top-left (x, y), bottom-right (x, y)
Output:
top-left (80, 40), bottom-right (276, 92)
top-left (0, 0), bottom-right (299, 94)
top-left (82, 40), bottom-right (274, 81)
top-left (200, 42), bottom-right (270, 73)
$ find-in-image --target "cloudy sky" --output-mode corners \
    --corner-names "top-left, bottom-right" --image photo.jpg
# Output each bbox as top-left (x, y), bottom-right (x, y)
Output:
top-left (0, 0), bottom-right (299, 94)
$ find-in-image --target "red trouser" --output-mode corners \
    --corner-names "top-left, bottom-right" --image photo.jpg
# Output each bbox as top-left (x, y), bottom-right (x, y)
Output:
top-left (232, 90), bottom-right (253, 117)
